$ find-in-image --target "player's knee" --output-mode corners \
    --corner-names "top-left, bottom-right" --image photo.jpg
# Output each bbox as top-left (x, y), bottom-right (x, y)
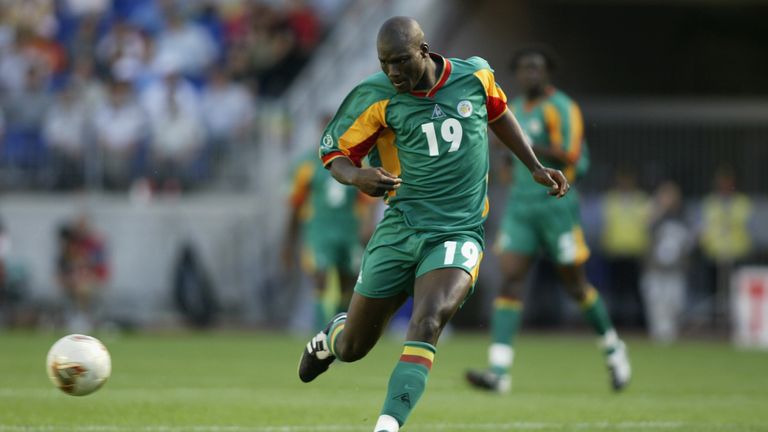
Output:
top-left (334, 338), bottom-right (372, 362)
top-left (407, 314), bottom-right (443, 341)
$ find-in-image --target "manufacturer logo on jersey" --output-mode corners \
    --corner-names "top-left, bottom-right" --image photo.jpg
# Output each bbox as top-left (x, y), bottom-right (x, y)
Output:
top-left (431, 104), bottom-right (446, 119)
top-left (457, 100), bottom-right (473, 118)
top-left (322, 134), bottom-right (334, 148)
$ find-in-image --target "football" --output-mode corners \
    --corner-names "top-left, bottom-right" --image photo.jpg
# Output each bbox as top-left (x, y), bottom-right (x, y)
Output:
top-left (46, 334), bottom-right (112, 396)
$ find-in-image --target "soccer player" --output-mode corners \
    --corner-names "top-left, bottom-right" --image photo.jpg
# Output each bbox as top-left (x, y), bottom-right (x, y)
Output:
top-left (297, 17), bottom-right (569, 432)
top-left (284, 141), bottom-right (369, 330)
top-left (465, 47), bottom-right (631, 394)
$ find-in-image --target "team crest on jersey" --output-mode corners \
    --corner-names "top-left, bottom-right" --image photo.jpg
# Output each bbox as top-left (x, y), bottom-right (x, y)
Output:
top-left (431, 104), bottom-right (446, 119)
top-left (322, 134), bottom-right (334, 148)
top-left (457, 100), bottom-right (473, 118)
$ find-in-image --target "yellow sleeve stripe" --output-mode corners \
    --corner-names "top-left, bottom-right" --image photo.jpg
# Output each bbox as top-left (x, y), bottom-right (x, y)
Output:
top-left (289, 161), bottom-right (314, 208)
top-left (543, 103), bottom-right (563, 150)
top-left (338, 99), bottom-right (389, 163)
top-left (473, 69), bottom-right (509, 121)
top-left (566, 102), bottom-right (584, 163)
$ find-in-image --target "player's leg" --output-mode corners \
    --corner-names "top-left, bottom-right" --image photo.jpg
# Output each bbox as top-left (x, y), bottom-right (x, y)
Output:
top-left (301, 239), bottom-right (333, 330)
top-left (336, 238), bottom-right (362, 314)
top-left (299, 214), bottom-right (413, 383)
top-left (466, 202), bottom-right (537, 393)
top-left (557, 262), bottom-right (631, 390)
top-left (311, 271), bottom-right (329, 330)
top-left (376, 267), bottom-right (473, 432)
top-left (298, 291), bottom-right (407, 383)
top-left (545, 192), bottom-right (631, 391)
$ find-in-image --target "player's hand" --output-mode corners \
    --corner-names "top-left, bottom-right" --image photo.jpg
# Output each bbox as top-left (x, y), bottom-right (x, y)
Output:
top-left (532, 167), bottom-right (569, 198)
top-left (352, 167), bottom-right (402, 197)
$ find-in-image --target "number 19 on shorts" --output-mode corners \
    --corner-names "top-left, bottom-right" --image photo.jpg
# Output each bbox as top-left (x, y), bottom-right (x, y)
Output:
top-left (443, 241), bottom-right (479, 268)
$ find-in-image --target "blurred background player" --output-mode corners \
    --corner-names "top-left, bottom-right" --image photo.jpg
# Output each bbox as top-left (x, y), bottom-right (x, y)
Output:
top-left (466, 46), bottom-right (630, 393)
top-left (56, 213), bottom-right (109, 333)
top-left (283, 118), bottom-right (371, 330)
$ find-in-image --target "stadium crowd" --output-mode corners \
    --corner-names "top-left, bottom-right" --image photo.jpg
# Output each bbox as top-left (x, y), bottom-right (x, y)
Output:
top-left (0, 0), bottom-right (344, 192)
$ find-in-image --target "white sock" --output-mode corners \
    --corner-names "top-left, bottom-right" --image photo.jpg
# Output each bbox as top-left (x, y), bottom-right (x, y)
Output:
top-left (374, 414), bottom-right (399, 432)
top-left (602, 329), bottom-right (619, 350)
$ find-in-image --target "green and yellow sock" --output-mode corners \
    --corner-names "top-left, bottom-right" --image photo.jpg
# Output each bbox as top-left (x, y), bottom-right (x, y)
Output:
top-left (380, 341), bottom-right (436, 426)
top-left (327, 315), bottom-right (346, 360)
top-left (489, 296), bottom-right (522, 375)
top-left (580, 285), bottom-right (613, 336)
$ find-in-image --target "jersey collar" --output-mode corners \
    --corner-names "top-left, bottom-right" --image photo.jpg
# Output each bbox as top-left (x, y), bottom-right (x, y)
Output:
top-left (410, 53), bottom-right (451, 98)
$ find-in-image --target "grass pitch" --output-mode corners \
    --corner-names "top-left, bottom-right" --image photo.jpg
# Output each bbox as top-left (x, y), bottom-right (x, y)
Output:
top-left (0, 330), bottom-right (766, 431)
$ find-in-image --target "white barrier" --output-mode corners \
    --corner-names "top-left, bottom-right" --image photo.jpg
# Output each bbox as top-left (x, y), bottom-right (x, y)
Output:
top-left (732, 267), bottom-right (768, 349)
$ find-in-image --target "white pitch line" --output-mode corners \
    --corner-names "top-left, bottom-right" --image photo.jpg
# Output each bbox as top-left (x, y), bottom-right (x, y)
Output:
top-left (0, 421), bottom-right (687, 432)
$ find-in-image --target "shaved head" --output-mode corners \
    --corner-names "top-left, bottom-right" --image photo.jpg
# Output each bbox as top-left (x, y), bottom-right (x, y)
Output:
top-left (376, 17), bottom-right (435, 93)
top-left (377, 16), bottom-right (425, 50)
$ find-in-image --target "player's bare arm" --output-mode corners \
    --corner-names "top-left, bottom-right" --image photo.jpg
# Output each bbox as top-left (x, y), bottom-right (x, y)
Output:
top-left (329, 157), bottom-right (402, 197)
top-left (489, 109), bottom-right (569, 198)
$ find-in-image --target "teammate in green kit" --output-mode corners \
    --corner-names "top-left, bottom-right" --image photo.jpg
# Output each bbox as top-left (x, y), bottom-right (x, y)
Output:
top-left (297, 18), bottom-right (569, 432)
top-left (465, 47), bottom-right (631, 394)
top-left (284, 145), bottom-right (370, 330)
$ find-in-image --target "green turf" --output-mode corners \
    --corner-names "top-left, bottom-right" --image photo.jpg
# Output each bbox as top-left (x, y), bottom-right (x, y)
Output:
top-left (0, 330), bottom-right (766, 431)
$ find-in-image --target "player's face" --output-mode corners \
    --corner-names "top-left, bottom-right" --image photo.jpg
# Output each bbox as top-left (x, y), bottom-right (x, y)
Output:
top-left (377, 43), bottom-right (427, 93)
top-left (515, 53), bottom-right (549, 95)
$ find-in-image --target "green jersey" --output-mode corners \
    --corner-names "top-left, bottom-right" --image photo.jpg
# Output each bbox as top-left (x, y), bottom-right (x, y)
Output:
top-left (319, 54), bottom-right (508, 231)
top-left (509, 87), bottom-right (589, 198)
top-left (289, 150), bottom-right (360, 236)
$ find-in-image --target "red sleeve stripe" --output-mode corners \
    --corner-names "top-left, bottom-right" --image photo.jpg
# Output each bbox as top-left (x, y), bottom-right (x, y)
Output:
top-left (487, 96), bottom-right (508, 123)
top-left (346, 126), bottom-right (384, 167)
top-left (399, 354), bottom-right (433, 370)
top-left (321, 151), bottom-right (348, 167)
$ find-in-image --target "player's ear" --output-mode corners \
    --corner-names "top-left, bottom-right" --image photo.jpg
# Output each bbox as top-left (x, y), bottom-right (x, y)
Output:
top-left (419, 43), bottom-right (429, 57)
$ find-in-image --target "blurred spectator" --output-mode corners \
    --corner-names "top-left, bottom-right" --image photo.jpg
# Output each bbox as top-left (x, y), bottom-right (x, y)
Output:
top-left (56, 214), bottom-right (109, 333)
top-left (42, 82), bottom-right (89, 190)
top-left (94, 19), bottom-right (148, 76)
top-left (286, 0), bottom-right (321, 57)
top-left (641, 181), bottom-right (693, 343)
top-left (3, 0), bottom-right (58, 39)
top-left (69, 56), bottom-right (106, 113)
top-left (64, 11), bottom-right (102, 65)
top-left (1, 63), bottom-right (50, 173)
top-left (600, 168), bottom-right (651, 327)
top-left (148, 82), bottom-right (206, 192)
top-left (140, 63), bottom-right (200, 119)
top-left (698, 166), bottom-right (754, 324)
top-left (151, 7), bottom-right (218, 78)
top-left (92, 76), bottom-right (147, 190)
top-left (0, 0), bottom-right (338, 191)
top-left (200, 66), bottom-right (256, 163)
top-left (0, 29), bottom-right (33, 94)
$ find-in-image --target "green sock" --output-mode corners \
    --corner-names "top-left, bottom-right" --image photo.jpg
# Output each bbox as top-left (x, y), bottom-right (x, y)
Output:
top-left (489, 297), bottom-right (522, 375)
top-left (581, 285), bottom-right (613, 336)
top-left (313, 299), bottom-right (328, 331)
top-left (327, 315), bottom-right (346, 360)
top-left (380, 341), bottom-right (436, 426)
